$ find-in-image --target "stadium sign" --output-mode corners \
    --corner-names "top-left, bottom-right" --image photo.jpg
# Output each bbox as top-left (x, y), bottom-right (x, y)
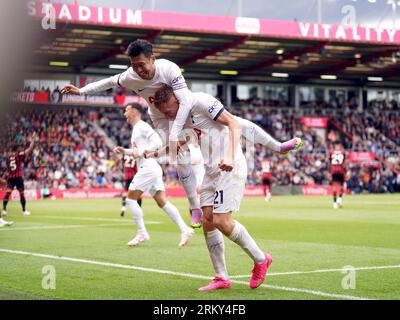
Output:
top-left (298, 22), bottom-right (398, 43)
top-left (301, 117), bottom-right (328, 128)
top-left (28, 1), bottom-right (142, 26)
top-left (348, 152), bottom-right (376, 163)
top-left (28, 1), bottom-right (400, 44)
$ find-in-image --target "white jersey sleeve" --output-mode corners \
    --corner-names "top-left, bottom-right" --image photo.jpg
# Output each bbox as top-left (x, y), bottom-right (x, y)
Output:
top-left (193, 93), bottom-right (225, 122)
top-left (79, 69), bottom-right (132, 95)
top-left (141, 122), bottom-right (163, 153)
top-left (204, 97), bottom-right (225, 121)
top-left (163, 62), bottom-right (195, 142)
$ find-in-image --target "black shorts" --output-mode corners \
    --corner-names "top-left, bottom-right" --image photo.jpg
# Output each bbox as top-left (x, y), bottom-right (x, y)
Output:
top-left (6, 177), bottom-right (24, 191)
top-left (331, 174), bottom-right (345, 185)
top-left (124, 178), bottom-right (133, 191)
top-left (262, 178), bottom-right (271, 187)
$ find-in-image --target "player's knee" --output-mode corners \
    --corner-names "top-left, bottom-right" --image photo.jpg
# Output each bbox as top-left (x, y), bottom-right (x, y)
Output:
top-left (127, 190), bottom-right (140, 201)
top-left (201, 212), bottom-right (213, 225)
top-left (212, 215), bottom-right (229, 230)
top-left (155, 198), bottom-right (166, 208)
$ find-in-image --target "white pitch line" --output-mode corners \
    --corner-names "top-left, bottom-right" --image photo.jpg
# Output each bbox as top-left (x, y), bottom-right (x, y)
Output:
top-left (23, 215), bottom-right (162, 224)
top-left (230, 264), bottom-right (400, 279)
top-left (0, 222), bottom-right (135, 232)
top-left (0, 248), bottom-right (371, 300)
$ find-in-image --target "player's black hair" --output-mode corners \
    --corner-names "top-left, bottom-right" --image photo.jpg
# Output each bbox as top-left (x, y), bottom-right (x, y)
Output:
top-left (127, 102), bottom-right (144, 115)
top-left (126, 39), bottom-right (153, 58)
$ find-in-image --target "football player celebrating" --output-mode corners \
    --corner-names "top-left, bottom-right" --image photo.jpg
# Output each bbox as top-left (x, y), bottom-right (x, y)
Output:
top-left (114, 103), bottom-right (193, 247)
top-left (61, 39), bottom-right (302, 228)
top-left (147, 86), bottom-right (275, 291)
top-left (329, 141), bottom-right (347, 209)
top-left (2, 132), bottom-right (36, 221)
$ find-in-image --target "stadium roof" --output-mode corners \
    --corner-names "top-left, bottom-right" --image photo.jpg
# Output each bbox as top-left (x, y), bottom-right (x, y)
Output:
top-left (28, 1), bottom-right (400, 86)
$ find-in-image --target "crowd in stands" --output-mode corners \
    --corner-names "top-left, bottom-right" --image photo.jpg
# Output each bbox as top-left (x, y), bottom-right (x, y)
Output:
top-left (1, 95), bottom-right (399, 194)
top-left (1, 109), bottom-right (123, 191)
top-left (229, 98), bottom-right (400, 194)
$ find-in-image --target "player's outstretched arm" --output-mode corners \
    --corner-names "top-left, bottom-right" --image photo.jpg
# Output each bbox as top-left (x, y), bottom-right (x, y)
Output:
top-left (114, 146), bottom-right (125, 154)
top-left (144, 138), bottom-right (188, 159)
top-left (114, 146), bottom-right (140, 159)
top-left (169, 88), bottom-right (195, 138)
top-left (60, 84), bottom-right (80, 95)
top-left (215, 111), bottom-right (241, 172)
top-left (61, 75), bottom-right (120, 95)
top-left (24, 132), bottom-right (36, 156)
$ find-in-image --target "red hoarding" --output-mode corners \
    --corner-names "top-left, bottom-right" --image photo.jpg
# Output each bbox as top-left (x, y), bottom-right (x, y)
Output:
top-left (301, 117), bottom-right (328, 128)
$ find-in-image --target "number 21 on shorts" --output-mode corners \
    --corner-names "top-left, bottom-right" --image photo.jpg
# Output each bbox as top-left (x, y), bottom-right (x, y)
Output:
top-left (214, 190), bottom-right (224, 204)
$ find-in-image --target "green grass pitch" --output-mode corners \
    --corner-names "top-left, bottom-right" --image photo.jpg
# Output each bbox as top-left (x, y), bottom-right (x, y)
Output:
top-left (0, 194), bottom-right (399, 300)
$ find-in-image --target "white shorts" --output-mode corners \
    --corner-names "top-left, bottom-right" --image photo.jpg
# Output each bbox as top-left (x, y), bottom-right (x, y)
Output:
top-left (200, 155), bottom-right (247, 214)
top-left (129, 164), bottom-right (165, 197)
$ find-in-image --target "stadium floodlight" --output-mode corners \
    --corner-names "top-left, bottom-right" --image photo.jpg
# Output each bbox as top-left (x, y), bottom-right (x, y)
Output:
top-left (272, 72), bottom-right (289, 78)
top-left (49, 61), bottom-right (69, 67)
top-left (109, 64), bottom-right (128, 70)
top-left (321, 74), bottom-right (337, 80)
top-left (220, 70), bottom-right (238, 75)
top-left (367, 76), bottom-right (383, 82)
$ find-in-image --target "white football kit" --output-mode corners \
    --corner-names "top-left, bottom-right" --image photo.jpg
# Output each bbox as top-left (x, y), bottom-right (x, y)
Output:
top-left (180, 92), bottom-right (248, 213)
top-left (79, 59), bottom-right (194, 143)
top-left (128, 120), bottom-right (164, 196)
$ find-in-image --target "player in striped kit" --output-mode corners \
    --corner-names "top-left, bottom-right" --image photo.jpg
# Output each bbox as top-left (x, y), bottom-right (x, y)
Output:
top-left (261, 158), bottom-right (273, 203)
top-left (1, 133), bottom-right (36, 226)
top-left (329, 141), bottom-right (347, 209)
top-left (120, 155), bottom-right (142, 217)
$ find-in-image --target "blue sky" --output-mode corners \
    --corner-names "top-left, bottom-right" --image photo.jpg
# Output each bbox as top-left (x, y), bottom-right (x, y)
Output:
top-left (48, 0), bottom-right (399, 28)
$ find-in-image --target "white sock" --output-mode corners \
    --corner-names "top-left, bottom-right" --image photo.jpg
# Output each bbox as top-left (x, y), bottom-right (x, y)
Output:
top-left (126, 199), bottom-right (147, 234)
top-left (177, 163), bottom-right (200, 209)
top-left (236, 116), bottom-right (282, 152)
top-left (228, 220), bottom-right (265, 263)
top-left (205, 229), bottom-right (229, 279)
top-left (162, 202), bottom-right (190, 233)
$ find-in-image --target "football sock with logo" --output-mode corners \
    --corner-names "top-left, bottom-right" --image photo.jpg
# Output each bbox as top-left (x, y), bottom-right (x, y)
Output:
top-left (205, 229), bottom-right (229, 279)
top-left (177, 164), bottom-right (200, 209)
top-left (235, 117), bottom-right (281, 152)
top-left (228, 220), bottom-right (265, 263)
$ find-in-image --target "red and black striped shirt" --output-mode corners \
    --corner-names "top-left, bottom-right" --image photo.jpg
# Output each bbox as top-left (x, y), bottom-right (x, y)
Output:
top-left (330, 150), bottom-right (346, 175)
top-left (6, 152), bottom-right (25, 179)
top-left (123, 155), bottom-right (137, 180)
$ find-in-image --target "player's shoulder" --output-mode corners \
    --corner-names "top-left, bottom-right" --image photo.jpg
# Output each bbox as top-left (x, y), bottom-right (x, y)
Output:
top-left (156, 59), bottom-right (181, 80)
top-left (193, 92), bottom-right (221, 108)
top-left (156, 58), bottom-right (179, 69)
top-left (138, 120), bottom-right (153, 130)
